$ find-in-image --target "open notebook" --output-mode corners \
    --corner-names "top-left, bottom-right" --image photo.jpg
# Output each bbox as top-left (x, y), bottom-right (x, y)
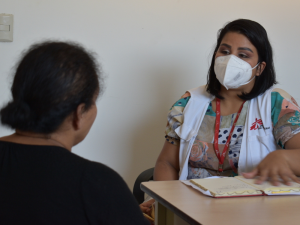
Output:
top-left (182, 176), bottom-right (300, 198)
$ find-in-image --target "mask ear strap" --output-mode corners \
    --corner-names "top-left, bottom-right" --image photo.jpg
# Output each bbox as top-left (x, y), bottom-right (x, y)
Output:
top-left (242, 75), bottom-right (256, 86)
top-left (242, 63), bottom-right (260, 86)
top-left (252, 62), bottom-right (260, 70)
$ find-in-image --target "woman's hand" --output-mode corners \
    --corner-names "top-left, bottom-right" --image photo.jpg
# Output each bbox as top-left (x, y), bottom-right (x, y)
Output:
top-left (139, 199), bottom-right (155, 216)
top-left (242, 150), bottom-right (300, 186)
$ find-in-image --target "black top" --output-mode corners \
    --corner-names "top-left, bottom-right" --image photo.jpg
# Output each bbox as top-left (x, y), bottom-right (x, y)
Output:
top-left (0, 141), bottom-right (149, 225)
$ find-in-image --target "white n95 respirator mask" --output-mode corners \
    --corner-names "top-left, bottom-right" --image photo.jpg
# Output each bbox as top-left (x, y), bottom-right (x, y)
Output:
top-left (214, 55), bottom-right (259, 90)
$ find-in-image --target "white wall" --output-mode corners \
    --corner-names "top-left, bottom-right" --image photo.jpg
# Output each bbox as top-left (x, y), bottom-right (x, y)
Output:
top-left (1, 0), bottom-right (300, 190)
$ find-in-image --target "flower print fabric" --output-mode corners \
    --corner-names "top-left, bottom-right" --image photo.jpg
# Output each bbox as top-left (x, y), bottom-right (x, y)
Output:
top-left (165, 97), bottom-right (190, 143)
top-left (186, 101), bottom-right (248, 178)
top-left (165, 88), bottom-right (300, 179)
top-left (190, 140), bottom-right (209, 162)
top-left (166, 96), bottom-right (248, 178)
top-left (288, 111), bottom-right (300, 126)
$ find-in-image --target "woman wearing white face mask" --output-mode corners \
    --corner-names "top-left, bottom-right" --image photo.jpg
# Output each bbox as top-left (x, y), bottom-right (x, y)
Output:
top-left (149, 19), bottom-right (300, 198)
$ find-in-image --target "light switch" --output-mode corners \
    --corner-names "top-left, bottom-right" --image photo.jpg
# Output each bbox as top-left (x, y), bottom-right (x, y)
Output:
top-left (0, 14), bottom-right (13, 42)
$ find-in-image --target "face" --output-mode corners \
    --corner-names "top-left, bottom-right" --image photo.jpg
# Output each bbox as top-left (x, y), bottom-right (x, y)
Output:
top-left (74, 101), bottom-right (98, 146)
top-left (82, 103), bottom-right (97, 135)
top-left (215, 32), bottom-right (266, 90)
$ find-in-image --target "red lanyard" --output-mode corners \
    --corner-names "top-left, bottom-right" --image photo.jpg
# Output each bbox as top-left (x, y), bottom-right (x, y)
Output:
top-left (214, 98), bottom-right (245, 172)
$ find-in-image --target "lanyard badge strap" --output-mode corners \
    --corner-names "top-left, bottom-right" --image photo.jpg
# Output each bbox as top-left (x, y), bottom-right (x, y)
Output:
top-left (214, 98), bottom-right (245, 172)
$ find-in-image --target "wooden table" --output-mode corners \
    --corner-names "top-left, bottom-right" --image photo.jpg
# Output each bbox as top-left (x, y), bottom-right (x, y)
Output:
top-left (141, 180), bottom-right (300, 225)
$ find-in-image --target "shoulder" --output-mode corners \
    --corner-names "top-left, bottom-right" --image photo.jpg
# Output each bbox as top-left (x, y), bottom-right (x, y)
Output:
top-left (171, 85), bottom-right (209, 109)
top-left (169, 93), bottom-right (191, 111)
top-left (270, 88), bottom-right (300, 128)
top-left (271, 88), bottom-right (299, 108)
top-left (181, 92), bottom-right (191, 98)
top-left (272, 88), bottom-right (298, 102)
top-left (83, 161), bottom-right (124, 183)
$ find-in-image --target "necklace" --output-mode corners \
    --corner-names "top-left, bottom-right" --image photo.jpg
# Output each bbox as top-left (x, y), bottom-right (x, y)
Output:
top-left (14, 132), bottom-right (66, 149)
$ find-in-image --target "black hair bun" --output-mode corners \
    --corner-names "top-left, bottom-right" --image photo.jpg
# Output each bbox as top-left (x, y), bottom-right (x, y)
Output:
top-left (0, 101), bottom-right (32, 130)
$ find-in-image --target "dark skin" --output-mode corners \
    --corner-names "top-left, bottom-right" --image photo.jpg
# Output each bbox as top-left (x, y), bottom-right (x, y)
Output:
top-left (243, 135), bottom-right (300, 186)
top-left (154, 32), bottom-right (300, 185)
top-left (140, 31), bottom-right (300, 213)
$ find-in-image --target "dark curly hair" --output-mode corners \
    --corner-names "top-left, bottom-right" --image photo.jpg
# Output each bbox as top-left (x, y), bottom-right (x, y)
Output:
top-left (0, 41), bottom-right (103, 134)
top-left (206, 19), bottom-right (277, 100)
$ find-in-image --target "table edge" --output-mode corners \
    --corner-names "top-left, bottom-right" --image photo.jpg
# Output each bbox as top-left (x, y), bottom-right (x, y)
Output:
top-left (141, 182), bottom-right (202, 225)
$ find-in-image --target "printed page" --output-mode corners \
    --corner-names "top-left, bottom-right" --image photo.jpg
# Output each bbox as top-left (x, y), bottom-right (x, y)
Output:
top-left (190, 177), bottom-right (262, 197)
top-left (235, 176), bottom-right (300, 195)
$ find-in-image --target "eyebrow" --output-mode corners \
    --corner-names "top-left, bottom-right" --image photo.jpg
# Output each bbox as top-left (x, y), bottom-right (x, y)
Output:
top-left (220, 43), bottom-right (253, 53)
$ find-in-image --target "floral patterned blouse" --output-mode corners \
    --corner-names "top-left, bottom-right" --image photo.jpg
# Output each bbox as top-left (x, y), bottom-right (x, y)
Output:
top-left (165, 88), bottom-right (300, 179)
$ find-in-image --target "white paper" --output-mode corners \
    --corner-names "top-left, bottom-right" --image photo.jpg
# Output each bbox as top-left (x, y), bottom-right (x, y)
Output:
top-left (181, 176), bottom-right (225, 197)
top-left (181, 180), bottom-right (213, 197)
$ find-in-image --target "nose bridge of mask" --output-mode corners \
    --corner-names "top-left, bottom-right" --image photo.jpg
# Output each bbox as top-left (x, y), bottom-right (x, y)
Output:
top-left (223, 63), bottom-right (244, 87)
top-left (223, 55), bottom-right (248, 84)
top-left (223, 55), bottom-right (257, 89)
top-left (228, 55), bottom-right (251, 70)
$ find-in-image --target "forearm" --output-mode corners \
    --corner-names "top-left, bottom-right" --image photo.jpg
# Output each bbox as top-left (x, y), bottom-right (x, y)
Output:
top-left (153, 160), bottom-right (179, 181)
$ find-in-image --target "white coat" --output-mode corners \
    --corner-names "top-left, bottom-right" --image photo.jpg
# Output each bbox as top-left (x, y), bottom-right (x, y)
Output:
top-left (175, 85), bottom-right (278, 180)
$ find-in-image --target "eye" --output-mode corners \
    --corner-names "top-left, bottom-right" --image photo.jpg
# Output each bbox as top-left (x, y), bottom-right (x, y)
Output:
top-left (239, 53), bottom-right (248, 58)
top-left (221, 50), bottom-right (230, 55)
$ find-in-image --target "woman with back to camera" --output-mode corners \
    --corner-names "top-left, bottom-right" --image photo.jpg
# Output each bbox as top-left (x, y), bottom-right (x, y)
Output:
top-left (0, 41), bottom-right (149, 225)
top-left (141, 19), bottom-right (300, 212)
